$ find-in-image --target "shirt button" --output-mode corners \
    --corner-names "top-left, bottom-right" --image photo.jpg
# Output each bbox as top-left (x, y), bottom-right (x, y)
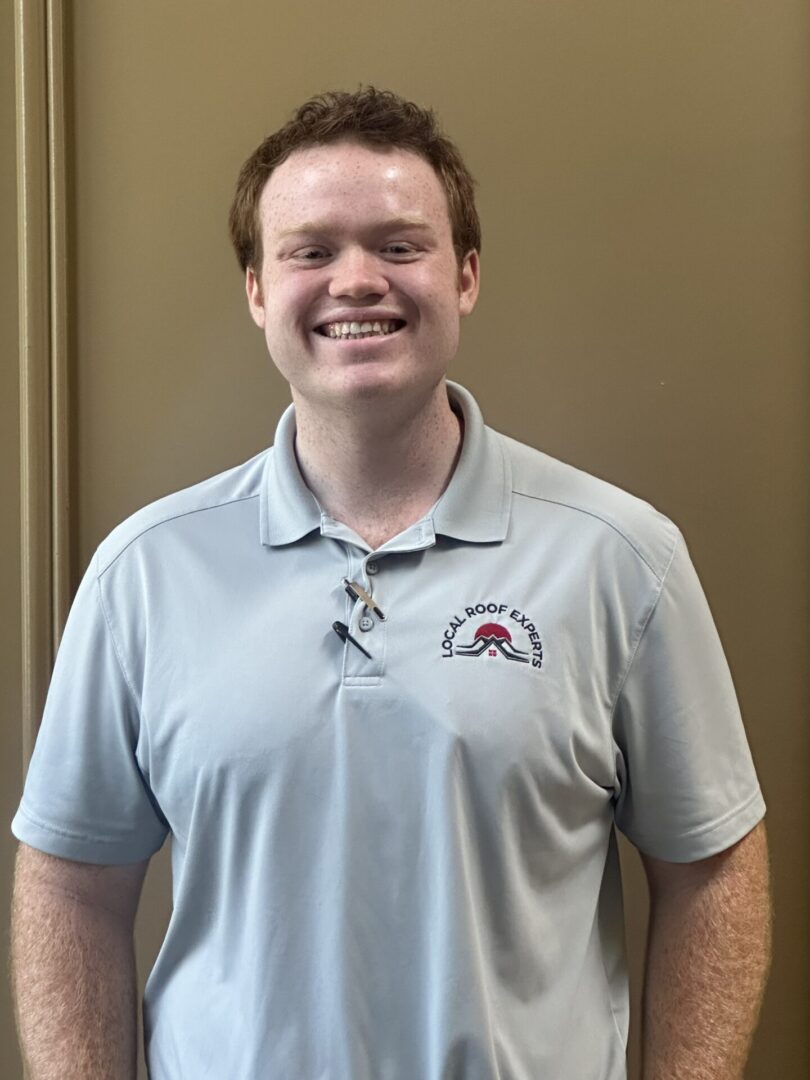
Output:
top-left (366, 560), bottom-right (379, 575)
top-left (359, 615), bottom-right (374, 632)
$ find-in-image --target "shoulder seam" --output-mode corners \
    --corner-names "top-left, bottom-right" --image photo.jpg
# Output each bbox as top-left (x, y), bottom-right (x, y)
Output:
top-left (94, 553), bottom-right (142, 711)
top-left (97, 492), bottom-right (260, 577)
top-left (608, 532), bottom-right (682, 726)
top-left (512, 488), bottom-right (671, 582)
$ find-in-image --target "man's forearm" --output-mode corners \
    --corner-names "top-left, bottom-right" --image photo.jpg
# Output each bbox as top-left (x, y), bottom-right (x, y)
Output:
top-left (641, 824), bottom-right (772, 1080)
top-left (11, 874), bottom-right (139, 1079)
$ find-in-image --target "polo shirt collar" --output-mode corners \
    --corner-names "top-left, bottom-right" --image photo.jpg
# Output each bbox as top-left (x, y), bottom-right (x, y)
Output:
top-left (260, 400), bottom-right (322, 546)
top-left (432, 381), bottom-right (512, 543)
top-left (259, 380), bottom-right (512, 547)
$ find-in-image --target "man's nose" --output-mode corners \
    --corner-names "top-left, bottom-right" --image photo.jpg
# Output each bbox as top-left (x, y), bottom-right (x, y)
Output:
top-left (328, 248), bottom-right (389, 299)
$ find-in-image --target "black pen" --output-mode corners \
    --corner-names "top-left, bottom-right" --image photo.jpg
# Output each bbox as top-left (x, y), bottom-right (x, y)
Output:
top-left (332, 620), bottom-right (373, 659)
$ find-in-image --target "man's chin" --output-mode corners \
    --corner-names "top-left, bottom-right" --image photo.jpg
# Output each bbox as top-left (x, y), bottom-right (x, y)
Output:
top-left (294, 367), bottom-right (447, 415)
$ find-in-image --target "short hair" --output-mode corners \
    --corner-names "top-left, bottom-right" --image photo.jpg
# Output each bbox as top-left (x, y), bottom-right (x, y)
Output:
top-left (228, 86), bottom-right (481, 276)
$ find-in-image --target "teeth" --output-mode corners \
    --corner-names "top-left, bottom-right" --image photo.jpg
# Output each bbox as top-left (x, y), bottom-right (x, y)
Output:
top-left (322, 319), bottom-right (402, 339)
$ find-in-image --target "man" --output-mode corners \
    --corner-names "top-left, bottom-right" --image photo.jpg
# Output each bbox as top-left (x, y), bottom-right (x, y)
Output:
top-left (12, 87), bottom-right (770, 1079)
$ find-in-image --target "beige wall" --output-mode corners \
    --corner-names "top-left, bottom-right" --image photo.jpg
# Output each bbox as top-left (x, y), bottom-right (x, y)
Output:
top-left (6, 1), bottom-right (808, 1077)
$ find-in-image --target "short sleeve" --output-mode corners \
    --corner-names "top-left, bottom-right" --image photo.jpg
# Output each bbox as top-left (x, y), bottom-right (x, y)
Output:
top-left (612, 534), bottom-right (765, 862)
top-left (12, 552), bottom-right (169, 864)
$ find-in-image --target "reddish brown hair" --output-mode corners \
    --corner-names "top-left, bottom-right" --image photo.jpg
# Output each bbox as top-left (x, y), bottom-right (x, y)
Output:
top-left (228, 86), bottom-right (481, 276)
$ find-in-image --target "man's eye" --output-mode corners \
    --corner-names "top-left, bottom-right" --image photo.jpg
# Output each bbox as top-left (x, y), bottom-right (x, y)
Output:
top-left (296, 248), bottom-right (328, 260)
top-left (385, 244), bottom-right (416, 255)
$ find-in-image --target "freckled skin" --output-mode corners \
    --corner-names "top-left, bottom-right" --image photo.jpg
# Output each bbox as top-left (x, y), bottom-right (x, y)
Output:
top-left (245, 140), bottom-right (479, 423)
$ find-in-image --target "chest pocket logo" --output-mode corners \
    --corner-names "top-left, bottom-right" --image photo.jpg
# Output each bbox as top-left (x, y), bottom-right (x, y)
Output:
top-left (440, 602), bottom-right (544, 671)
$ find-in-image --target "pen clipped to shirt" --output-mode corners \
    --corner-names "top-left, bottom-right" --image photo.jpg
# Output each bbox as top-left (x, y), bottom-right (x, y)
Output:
top-left (332, 621), bottom-right (373, 659)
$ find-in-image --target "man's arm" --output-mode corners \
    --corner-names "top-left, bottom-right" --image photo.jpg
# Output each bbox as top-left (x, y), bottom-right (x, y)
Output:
top-left (11, 843), bottom-right (150, 1080)
top-left (640, 821), bottom-right (771, 1080)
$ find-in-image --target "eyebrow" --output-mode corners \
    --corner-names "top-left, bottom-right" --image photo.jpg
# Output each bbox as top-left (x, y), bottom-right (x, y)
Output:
top-left (275, 217), bottom-right (434, 240)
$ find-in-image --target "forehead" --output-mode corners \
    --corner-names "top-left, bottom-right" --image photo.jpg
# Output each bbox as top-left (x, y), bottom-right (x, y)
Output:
top-left (257, 141), bottom-right (452, 237)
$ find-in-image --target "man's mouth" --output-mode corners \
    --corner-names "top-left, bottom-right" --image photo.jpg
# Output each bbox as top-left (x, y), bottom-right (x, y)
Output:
top-left (316, 319), bottom-right (406, 340)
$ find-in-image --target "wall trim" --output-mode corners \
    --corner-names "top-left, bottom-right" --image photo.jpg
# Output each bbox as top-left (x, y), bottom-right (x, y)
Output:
top-left (16, 0), bottom-right (69, 769)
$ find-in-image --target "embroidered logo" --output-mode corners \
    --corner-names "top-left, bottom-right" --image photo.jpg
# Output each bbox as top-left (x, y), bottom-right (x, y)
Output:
top-left (440, 603), bottom-right (543, 670)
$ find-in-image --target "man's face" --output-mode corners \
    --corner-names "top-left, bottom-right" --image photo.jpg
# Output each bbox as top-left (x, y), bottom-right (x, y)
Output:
top-left (245, 140), bottom-right (479, 415)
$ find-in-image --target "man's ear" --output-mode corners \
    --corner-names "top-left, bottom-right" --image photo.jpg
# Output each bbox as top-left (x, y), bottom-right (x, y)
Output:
top-left (245, 267), bottom-right (266, 329)
top-left (458, 250), bottom-right (480, 318)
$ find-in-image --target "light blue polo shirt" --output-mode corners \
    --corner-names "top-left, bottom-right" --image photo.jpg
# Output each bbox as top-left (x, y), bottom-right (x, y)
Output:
top-left (13, 382), bottom-right (765, 1080)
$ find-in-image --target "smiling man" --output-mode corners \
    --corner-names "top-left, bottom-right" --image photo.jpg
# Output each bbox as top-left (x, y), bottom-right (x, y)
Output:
top-left (241, 136), bottom-right (479, 550)
top-left (11, 88), bottom-right (770, 1080)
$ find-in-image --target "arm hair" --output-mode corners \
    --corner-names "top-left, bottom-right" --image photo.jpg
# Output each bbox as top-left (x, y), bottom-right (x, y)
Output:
top-left (11, 843), bottom-right (149, 1080)
top-left (640, 821), bottom-right (772, 1080)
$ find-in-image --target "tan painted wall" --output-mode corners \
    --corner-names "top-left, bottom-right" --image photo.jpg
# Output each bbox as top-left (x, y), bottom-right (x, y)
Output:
top-left (7, 1), bottom-right (808, 1076)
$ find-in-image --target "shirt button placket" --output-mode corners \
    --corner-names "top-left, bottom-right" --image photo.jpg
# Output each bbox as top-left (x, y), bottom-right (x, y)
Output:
top-left (361, 559), bottom-right (381, 631)
top-left (341, 555), bottom-right (386, 680)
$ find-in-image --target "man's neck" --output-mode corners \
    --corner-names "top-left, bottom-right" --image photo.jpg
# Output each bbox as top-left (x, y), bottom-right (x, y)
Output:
top-left (292, 384), bottom-right (463, 551)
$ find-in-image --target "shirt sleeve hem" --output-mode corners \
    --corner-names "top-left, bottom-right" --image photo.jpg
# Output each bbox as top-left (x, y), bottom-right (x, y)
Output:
top-left (620, 787), bottom-right (766, 863)
top-left (11, 806), bottom-right (167, 866)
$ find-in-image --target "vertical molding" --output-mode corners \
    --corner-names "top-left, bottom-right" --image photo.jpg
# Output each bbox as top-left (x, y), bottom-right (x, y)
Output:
top-left (16, 0), bottom-right (69, 769)
top-left (16, 0), bottom-right (51, 769)
top-left (47, 0), bottom-right (69, 648)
